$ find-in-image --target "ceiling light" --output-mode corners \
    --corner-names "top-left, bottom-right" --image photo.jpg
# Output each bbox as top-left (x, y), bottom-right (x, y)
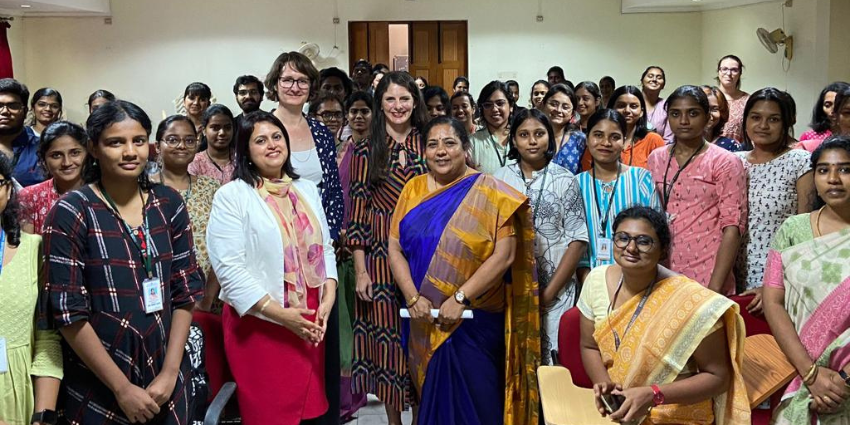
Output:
top-left (21, 4), bottom-right (31, 7)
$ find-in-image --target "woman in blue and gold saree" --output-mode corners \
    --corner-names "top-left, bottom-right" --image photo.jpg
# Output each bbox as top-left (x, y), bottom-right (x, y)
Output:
top-left (388, 117), bottom-right (540, 425)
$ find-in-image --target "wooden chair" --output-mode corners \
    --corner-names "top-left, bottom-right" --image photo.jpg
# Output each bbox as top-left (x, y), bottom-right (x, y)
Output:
top-left (538, 366), bottom-right (610, 425)
top-left (742, 334), bottom-right (796, 408)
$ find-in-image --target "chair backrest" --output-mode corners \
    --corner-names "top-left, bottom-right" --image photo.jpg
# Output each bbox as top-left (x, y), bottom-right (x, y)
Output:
top-left (556, 307), bottom-right (593, 388)
top-left (537, 366), bottom-right (611, 425)
top-left (729, 294), bottom-right (772, 337)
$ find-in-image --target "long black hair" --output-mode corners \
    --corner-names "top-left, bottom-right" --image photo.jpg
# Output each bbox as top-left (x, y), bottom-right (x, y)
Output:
top-left (200, 104), bottom-right (235, 151)
top-left (742, 87), bottom-right (795, 152)
top-left (0, 153), bottom-right (20, 247)
top-left (29, 87), bottom-right (63, 126)
top-left (507, 108), bottom-right (557, 163)
top-left (368, 71), bottom-right (428, 185)
top-left (84, 100), bottom-right (153, 189)
top-left (810, 135), bottom-right (850, 210)
top-left (234, 111), bottom-right (299, 186)
top-left (607, 85), bottom-right (650, 140)
top-left (809, 82), bottom-right (850, 134)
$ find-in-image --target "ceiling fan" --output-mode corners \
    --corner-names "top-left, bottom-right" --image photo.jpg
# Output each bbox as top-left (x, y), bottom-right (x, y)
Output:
top-left (757, 28), bottom-right (793, 61)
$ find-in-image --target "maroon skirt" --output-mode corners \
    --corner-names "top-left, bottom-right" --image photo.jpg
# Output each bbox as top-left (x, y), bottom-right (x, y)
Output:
top-left (222, 287), bottom-right (327, 425)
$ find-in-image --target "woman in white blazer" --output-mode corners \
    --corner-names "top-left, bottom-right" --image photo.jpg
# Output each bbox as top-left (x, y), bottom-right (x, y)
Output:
top-left (206, 111), bottom-right (338, 425)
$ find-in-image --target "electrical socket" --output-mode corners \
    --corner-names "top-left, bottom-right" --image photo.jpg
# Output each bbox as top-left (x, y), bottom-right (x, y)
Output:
top-left (333, 17), bottom-right (340, 24)
top-left (104, 17), bottom-right (112, 25)
top-left (536, 15), bottom-right (544, 22)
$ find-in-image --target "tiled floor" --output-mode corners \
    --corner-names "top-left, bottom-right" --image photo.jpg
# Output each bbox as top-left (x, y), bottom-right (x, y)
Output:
top-left (347, 395), bottom-right (414, 425)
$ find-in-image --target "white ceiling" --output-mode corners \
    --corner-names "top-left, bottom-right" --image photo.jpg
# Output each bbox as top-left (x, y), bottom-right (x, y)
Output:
top-left (622, 0), bottom-right (785, 13)
top-left (0, 0), bottom-right (110, 17)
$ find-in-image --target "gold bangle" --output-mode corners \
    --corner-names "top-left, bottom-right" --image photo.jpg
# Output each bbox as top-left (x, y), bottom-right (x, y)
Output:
top-left (407, 293), bottom-right (420, 307)
top-left (803, 363), bottom-right (819, 386)
top-left (259, 298), bottom-right (272, 315)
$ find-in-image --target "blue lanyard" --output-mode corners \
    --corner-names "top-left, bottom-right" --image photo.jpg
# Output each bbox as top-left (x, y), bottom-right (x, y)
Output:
top-left (0, 229), bottom-right (5, 276)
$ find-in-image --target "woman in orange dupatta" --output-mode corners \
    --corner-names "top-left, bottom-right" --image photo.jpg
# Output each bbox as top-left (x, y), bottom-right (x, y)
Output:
top-left (578, 206), bottom-right (750, 424)
top-left (388, 116), bottom-right (540, 425)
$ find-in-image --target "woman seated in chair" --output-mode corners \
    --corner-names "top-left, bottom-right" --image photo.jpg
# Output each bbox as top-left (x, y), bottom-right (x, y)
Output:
top-left (387, 116), bottom-right (540, 425)
top-left (763, 136), bottom-right (850, 423)
top-left (578, 206), bottom-right (750, 424)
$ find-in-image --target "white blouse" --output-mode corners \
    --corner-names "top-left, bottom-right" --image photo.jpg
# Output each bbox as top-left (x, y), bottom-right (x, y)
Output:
top-left (207, 178), bottom-right (338, 322)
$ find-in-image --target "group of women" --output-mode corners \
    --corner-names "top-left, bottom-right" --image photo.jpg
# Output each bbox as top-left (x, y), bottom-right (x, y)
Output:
top-left (0, 48), bottom-right (848, 425)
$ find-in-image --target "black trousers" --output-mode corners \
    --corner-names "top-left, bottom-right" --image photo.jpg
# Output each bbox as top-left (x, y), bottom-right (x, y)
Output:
top-left (314, 299), bottom-right (341, 425)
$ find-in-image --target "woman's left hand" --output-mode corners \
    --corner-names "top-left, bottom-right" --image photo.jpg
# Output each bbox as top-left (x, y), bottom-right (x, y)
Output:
top-left (609, 386), bottom-right (654, 423)
top-left (437, 298), bottom-right (465, 330)
top-left (146, 369), bottom-right (178, 406)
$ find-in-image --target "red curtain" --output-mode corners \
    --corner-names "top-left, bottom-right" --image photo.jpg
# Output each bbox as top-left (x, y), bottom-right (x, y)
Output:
top-left (0, 22), bottom-right (13, 79)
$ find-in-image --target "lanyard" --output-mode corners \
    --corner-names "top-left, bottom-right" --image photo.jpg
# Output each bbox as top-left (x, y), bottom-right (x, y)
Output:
top-left (591, 161), bottom-right (621, 237)
top-left (516, 164), bottom-right (548, 226)
top-left (486, 127), bottom-right (507, 168)
top-left (99, 183), bottom-right (155, 279)
top-left (661, 141), bottom-right (706, 210)
top-left (160, 171), bottom-right (193, 200)
top-left (607, 273), bottom-right (657, 351)
top-left (0, 229), bottom-right (6, 276)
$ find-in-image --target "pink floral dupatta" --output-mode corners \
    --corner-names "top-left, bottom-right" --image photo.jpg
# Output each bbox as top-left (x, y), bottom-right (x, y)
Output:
top-left (764, 218), bottom-right (850, 424)
top-left (258, 177), bottom-right (327, 308)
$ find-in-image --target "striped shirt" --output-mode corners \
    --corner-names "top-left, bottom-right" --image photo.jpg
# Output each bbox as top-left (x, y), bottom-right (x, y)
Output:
top-left (576, 166), bottom-right (661, 268)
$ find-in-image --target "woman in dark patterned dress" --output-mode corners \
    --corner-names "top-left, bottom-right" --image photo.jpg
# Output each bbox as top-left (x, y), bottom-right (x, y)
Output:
top-left (348, 72), bottom-right (429, 424)
top-left (41, 100), bottom-right (203, 425)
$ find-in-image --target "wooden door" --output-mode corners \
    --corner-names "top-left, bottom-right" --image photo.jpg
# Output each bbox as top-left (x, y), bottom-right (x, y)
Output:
top-left (348, 22), bottom-right (390, 70)
top-left (368, 22), bottom-right (390, 67)
top-left (408, 22), bottom-right (438, 86)
top-left (437, 22), bottom-right (467, 94)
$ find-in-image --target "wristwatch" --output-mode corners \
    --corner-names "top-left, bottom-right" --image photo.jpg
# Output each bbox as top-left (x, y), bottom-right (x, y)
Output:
top-left (840, 370), bottom-right (850, 387)
top-left (650, 384), bottom-right (665, 406)
top-left (453, 289), bottom-right (471, 306)
top-left (31, 410), bottom-right (57, 425)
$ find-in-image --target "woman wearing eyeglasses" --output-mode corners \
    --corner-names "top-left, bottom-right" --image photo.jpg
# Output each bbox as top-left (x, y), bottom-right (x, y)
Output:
top-left (716, 55), bottom-right (750, 144)
top-left (578, 206), bottom-right (750, 425)
top-left (542, 84), bottom-right (586, 175)
top-left (470, 81), bottom-right (515, 174)
top-left (266, 51), bottom-right (344, 425)
top-left (309, 93), bottom-right (346, 145)
top-left (154, 115), bottom-right (221, 313)
top-left (188, 105), bottom-right (236, 186)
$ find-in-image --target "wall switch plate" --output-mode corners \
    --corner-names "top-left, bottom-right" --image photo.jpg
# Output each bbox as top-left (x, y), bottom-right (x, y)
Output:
top-left (536, 15), bottom-right (544, 22)
top-left (333, 17), bottom-right (340, 24)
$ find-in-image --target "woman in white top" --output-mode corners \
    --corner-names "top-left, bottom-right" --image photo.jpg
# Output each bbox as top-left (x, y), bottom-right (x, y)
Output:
top-left (470, 81), bottom-right (515, 174)
top-left (494, 109), bottom-right (588, 365)
top-left (207, 111), bottom-right (338, 425)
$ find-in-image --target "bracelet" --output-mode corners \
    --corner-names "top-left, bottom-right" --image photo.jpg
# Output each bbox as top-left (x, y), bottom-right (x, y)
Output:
top-left (407, 293), bottom-right (420, 307)
top-left (259, 298), bottom-right (272, 315)
top-left (803, 363), bottom-right (819, 386)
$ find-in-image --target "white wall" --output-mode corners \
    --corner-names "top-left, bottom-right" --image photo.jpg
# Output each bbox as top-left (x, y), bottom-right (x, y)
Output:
top-left (16, 0), bottom-right (704, 126)
top-left (700, 0), bottom-right (835, 135)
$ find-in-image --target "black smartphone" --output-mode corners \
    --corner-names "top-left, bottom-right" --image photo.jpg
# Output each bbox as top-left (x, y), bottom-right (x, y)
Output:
top-left (601, 393), bottom-right (626, 414)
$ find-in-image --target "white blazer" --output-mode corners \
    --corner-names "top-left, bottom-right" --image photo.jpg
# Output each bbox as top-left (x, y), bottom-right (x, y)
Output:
top-left (207, 178), bottom-right (338, 321)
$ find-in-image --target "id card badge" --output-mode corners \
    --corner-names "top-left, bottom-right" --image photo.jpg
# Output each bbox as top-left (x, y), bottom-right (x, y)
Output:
top-left (0, 337), bottom-right (8, 373)
top-left (143, 277), bottom-right (164, 314)
top-left (597, 237), bottom-right (613, 262)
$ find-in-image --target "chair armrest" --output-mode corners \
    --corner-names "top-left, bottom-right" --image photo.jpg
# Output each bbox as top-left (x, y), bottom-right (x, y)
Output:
top-left (203, 381), bottom-right (237, 425)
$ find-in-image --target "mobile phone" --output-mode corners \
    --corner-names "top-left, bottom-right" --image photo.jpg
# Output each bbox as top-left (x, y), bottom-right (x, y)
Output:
top-left (601, 393), bottom-right (625, 414)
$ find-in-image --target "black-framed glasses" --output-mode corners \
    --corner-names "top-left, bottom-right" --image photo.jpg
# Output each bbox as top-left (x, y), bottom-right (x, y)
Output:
top-left (613, 232), bottom-right (655, 253)
top-left (163, 136), bottom-right (198, 148)
top-left (319, 111), bottom-right (344, 121)
top-left (481, 100), bottom-right (509, 110)
top-left (278, 78), bottom-right (310, 90)
top-left (0, 102), bottom-right (24, 113)
top-left (0, 179), bottom-right (12, 187)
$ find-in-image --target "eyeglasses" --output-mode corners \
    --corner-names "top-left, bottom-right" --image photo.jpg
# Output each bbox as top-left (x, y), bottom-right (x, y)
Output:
top-left (0, 179), bottom-right (11, 187)
top-left (481, 100), bottom-right (509, 110)
top-left (319, 111), bottom-right (344, 121)
top-left (163, 136), bottom-right (199, 147)
top-left (0, 102), bottom-right (24, 113)
top-left (237, 89), bottom-right (260, 97)
top-left (613, 232), bottom-right (656, 253)
top-left (36, 101), bottom-right (61, 110)
top-left (546, 100), bottom-right (573, 113)
top-left (278, 78), bottom-right (311, 90)
top-left (348, 108), bottom-right (371, 117)
top-left (719, 67), bottom-right (741, 75)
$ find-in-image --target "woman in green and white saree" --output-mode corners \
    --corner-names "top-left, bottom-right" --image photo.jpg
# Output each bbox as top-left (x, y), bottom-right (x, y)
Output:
top-left (764, 135), bottom-right (850, 424)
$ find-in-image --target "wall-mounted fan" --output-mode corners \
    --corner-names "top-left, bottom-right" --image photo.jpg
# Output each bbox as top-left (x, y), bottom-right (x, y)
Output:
top-left (757, 28), bottom-right (793, 61)
top-left (298, 42), bottom-right (322, 62)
